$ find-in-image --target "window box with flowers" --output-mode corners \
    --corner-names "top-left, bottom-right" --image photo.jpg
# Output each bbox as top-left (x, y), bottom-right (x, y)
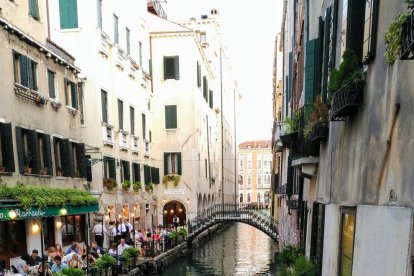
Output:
top-left (162, 174), bottom-right (180, 187)
top-left (103, 178), bottom-right (117, 191)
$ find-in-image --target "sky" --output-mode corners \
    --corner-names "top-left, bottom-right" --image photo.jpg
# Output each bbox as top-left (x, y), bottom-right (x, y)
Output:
top-left (166, 0), bottom-right (283, 143)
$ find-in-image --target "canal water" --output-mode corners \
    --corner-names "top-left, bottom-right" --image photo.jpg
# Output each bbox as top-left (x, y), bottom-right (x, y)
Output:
top-left (160, 223), bottom-right (278, 275)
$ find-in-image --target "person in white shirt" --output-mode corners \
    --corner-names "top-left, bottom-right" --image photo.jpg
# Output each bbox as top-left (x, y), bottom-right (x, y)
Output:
top-left (92, 221), bottom-right (108, 248)
top-left (117, 220), bottom-right (129, 239)
top-left (117, 239), bottom-right (130, 255)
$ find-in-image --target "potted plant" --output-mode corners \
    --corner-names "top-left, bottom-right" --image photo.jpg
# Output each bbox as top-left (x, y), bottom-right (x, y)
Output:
top-left (163, 174), bottom-right (181, 187)
top-left (384, 11), bottom-right (411, 64)
top-left (121, 247), bottom-right (139, 268)
top-left (280, 114), bottom-right (299, 148)
top-left (94, 254), bottom-right (116, 273)
top-left (145, 182), bottom-right (154, 192)
top-left (328, 49), bottom-right (364, 120)
top-left (305, 96), bottom-right (329, 143)
top-left (122, 179), bottom-right (131, 191)
top-left (24, 155), bottom-right (32, 174)
top-left (103, 178), bottom-right (117, 190)
top-left (0, 161), bottom-right (5, 173)
top-left (133, 181), bottom-right (141, 192)
top-left (57, 166), bottom-right (64, 176)
top-left (40, 167), bottom-right (48, 175)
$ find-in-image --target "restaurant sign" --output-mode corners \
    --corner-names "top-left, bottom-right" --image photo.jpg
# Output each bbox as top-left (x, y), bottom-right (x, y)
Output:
top-left (0, 204), bottom-right (99, 221)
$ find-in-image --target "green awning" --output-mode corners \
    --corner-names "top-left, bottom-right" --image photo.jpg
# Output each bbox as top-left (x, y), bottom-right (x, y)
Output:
top-left (0, 204), bottom-right (99, 221)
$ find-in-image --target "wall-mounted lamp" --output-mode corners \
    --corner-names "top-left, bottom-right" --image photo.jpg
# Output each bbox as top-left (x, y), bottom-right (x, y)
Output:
top-left (162, 197), bottom-right (167, 204)
top-left (59, 208), bottom-right (67, 216)
top-left (179, 208), bottom-right (183, 213)
top-left (163, 210), bottom-right (167, 214)
top-left (8, 210), bottom-right (17, 220)
top-left (187, 198), bottom-right (190, 204)
top-left (170, 209), bottom-right (174, 214)
top-left (32, 223), bottom-right (40, 233)
top-left (56, 221), bottom-right (62, 228)
top-left (105, 214), bottom-right (110, 221)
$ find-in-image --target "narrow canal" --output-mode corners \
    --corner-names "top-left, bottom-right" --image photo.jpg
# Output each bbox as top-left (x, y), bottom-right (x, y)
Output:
top-left (160, 223), bottom-right (278, 275)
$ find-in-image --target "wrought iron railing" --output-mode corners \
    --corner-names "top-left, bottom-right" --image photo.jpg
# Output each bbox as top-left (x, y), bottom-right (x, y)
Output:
top-left (310, 122), bottom-right (329, 143)
top-left (330, 80), bottom-right (364, 121)
top-left (147, 0), bottom-right (167, 19)
top-left (401, 10), bottom-right (414, 60)
top-left (187, 204), bottom-right (278, 242)
top-left (286, 199), bottom-right (298, 209)
top-left (276, 184), bottom-right (287, 195)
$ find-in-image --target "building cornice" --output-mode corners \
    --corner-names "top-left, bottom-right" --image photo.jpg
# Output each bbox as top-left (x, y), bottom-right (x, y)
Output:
top-left (0, 17), bottom-right (80, 73)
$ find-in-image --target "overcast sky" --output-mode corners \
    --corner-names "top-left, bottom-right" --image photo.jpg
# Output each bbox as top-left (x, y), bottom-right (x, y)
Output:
top-left (166, 0), bottom-right (283, 143)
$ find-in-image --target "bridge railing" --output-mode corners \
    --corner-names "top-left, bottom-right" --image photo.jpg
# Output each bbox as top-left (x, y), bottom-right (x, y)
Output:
top-left (187, 203), bottom-right (278, 241)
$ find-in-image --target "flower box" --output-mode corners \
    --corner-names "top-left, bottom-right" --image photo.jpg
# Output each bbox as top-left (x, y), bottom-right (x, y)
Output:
top-left (279, 131), bottom-right (299, 148)
top-left (330, 80), bottom-right (364, 121)
top-left (310, 122), bottom-right (329, 143)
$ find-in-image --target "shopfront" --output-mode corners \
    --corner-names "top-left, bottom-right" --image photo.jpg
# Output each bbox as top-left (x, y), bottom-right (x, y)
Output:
top-left (0, 204), bottom-right (99, 270)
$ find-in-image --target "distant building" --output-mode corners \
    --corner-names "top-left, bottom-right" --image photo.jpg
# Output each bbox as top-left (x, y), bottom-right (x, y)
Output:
top-left (238, 141), bottom-right (272, 207)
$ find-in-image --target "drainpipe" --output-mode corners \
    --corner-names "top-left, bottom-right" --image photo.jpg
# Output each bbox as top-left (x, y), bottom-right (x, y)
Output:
top-left (220, 47), bottom-right (224, 206)
top-left (45, 0), bottom-right (51, 40)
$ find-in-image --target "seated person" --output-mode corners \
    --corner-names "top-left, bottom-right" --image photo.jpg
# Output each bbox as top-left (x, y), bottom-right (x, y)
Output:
top-left (26, 250), bottom-right (42, 266)
top-left (68, 254), bottom-right (82, 269)
top-left (14, 254), bottom-right (30, 274)
top-left (51, 256), bottom-right (67, 273)
top-left (90, 241), bottom-right (104, 256)
top-left (108, 243), bottom-right (117, 257)
top-left (66, 242), bottom-right (79, 255)
top-left (82, 252), bottom-right (98, 267)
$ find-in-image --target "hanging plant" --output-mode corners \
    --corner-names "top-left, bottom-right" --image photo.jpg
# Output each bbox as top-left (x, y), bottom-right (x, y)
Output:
top-left (384, 11), bottom-right (410, 64)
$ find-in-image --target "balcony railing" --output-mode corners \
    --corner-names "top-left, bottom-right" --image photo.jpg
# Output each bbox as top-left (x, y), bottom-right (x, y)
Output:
top-left (330, 80), bottom-right (364, 121)
top-left (276, 184), bottom-right (287, 195)
top-left (286, 199), bottom-right (298, 209)
top-left (310, 122), bottom-right (329, 144)
top-left (401, 10), bottom-right (414, 60)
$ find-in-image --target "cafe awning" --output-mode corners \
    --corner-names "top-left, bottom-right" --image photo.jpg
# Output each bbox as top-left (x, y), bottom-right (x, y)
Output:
top-left (0, 203), bottom-right (99, 221)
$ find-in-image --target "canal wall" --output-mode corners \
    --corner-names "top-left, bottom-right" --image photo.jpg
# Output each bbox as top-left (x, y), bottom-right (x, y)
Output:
top-left (147, 223), bottom-right (231, 274)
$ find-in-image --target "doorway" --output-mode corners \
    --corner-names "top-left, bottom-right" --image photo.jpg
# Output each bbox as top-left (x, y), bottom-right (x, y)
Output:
top-left (162, 201), bottom-right (186, 227)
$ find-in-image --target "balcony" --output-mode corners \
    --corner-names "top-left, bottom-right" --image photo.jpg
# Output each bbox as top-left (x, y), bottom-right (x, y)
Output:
top-left (401, 10), bottom-right (414, 60)
top-left (330, 80), bottom-right (364, 121)
top-left (131, 136), bottom-right (139, 154)
top-left (119, 131), bottom-right (128, 151)
top-left (14, 83), bottom-right (48, 106)
top-left (280, 131), bottom-right (299, 148)
top-left (286, 199), bottom-right (298, 209)
top-left (310, 122), bottom-right (329, 144)
top-left (102, 123), bottom-right (114, 146)
top-left (147, 0), bottom-right (167, 19)
top-left (276, 184), bottom-right (287, 195)
top-left (272, 121), bottom-right (284, 152)
top-left (144, 140), bottom-right (151, 157)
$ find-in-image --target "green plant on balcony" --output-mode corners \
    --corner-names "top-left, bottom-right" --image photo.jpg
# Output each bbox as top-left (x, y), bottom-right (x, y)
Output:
top-left (122, 179), bottom-right (131, 191)
top-left (94, 254), bottom-right (116, 271)
top-left (282, 115), bottom-right (299, 135)
top-left (40, 167), bottom-right (48, 175)
top-left (384, 11), bottom-right (411, 64)
top-left (54, 267), bottom-right (84, 276)
top-left (103, 178), bottom-right (117, 190)
top-left (304, 96), bottom-right (329, 138)
top-left (133, 181), bottom-right (141, 192)
top-left (121, 247), bottom-right (139, 267)
top-left (145, 182), bottom-right (154, 192)
top-left (163, 174), bottom-right (181, 187)
top-left (328, 49), bottom-right (363, 98)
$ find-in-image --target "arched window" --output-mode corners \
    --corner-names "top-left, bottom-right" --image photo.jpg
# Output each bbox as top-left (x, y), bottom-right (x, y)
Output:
top-left (247, 175), bottom-right (251, 187)
top-left (264, 191), bottom-right (270, 203)
top-left (257, 175), bottom-right (261, 186)
top-left (239, 193), bottom-right (243, 203)
top-left (247, 193), bottom-right (251, 203)
top-left (257, 192), bottom-right (261, 203)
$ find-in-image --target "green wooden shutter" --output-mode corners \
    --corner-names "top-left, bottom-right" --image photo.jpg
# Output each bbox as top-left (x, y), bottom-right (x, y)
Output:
top-left (96, 0), bottom-right (102, 28)
top-left (209, 90), bottom-right (213, 108)
top-left (321, 9), bottom-right (331, 101)
top-left (165, 105), bottom-right (177, 129)
top-left (130, 106), bottom-right (135, 134)
top-left (101, 90), bottom-right (108, 123)
top-left (203, 76), bottom-right (207, 99)
top-left (126, 28), bottom-right (130, 55)
top-left (197, 62), bottom-right (201, 87)
top-left (149, 59), bottom-right (152, 78)
top-left (151, 167), bottom-right (159, 184)
top-left (124, 161), bottom-right (130, 181)
top-left (331, 0), bottom-right (339, 69)
top-left (174, 56), bottom-right (180, 80)
top-left (177, 153), bottom-right (182, 175)
top-left (19, 55), bottom-right (28, 88)
top-left (142, 113), bottom-right (146, 139)
top-left (304, 39), bottom-right (317, 105)
top-left (29, 0), bottom-right (39, 19)
top-left (137, 163), bottom-right (141, 182)
top-left (0, 123), bottom-right (15, 172)
top-left (44, 134), bottom-right (52, 175)
top-left (347, 0), bottom-right (366, 60)
top-left (71, 82), bottom-right (78, 109)
top-left (48, 70), bottom-right (55, 98)
top-left (118, 99), bottom-right (123, 130)
top-left (28, 59), bottom-right (37, 90)
top-left (113, 14), bottom-right (119, 43)
top-left (59, 0), bottom-right (78, 29)
top-left (288, 52), bottom-right (293, 103)
top-left (76, 143), bottom-right (86, 178)
top-left (108, 158), bottom-right (116, 179)
top-left (15, 127), bottom-right (24, 173)
top-left (28, 130), bottom-right (40, 174)
top-left (144, 165), bottom-right (150, 184)
top-left (61, 139), bottom-right (72, 177)
top-left (86, 155), bottom-right (92, 181)
top-left (164, 153), bottom-right (168, 175)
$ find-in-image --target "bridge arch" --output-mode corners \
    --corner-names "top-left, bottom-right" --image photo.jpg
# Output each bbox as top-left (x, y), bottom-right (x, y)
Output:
top-left (187, 203), bottom-right (278, 243)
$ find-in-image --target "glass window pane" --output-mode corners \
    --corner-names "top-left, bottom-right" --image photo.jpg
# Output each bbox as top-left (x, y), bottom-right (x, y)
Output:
top-left (341, 212), bottom-right (355, 276)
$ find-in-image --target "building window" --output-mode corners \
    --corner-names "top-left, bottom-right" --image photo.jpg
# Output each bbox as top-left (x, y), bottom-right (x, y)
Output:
top-left (126, 27), bottom-right (131, 55)
top-left (203, 76), bottom-right (208, 102)
top-left (103, 156), bottom-right (116, 180)
top-left (139, 41), bottom-right (143, 67)
top-left (200, 32), bottom-right (206, 43)
top-left (54, 137), bottom-right (63, 176)
top-left (0, 123), bottom-right (15, 173)
top-left (339, 207), bottom-right (356, 276)
top-left (362, 0), bottom-right (379, 63)
top-left (113, 14), bottom-right (119, 44)
top-left (205, 159), bottom-right (208, 178)
top-left (13, 52), bottom-right (37, 90)
top-left (239, 193), bottom-right (243, 203)
top-left (96, 0), bottom-right (102, 28)
top-left (132, 163), bottom-right (140, 183)
top-left (121, 160), bottom-right (130, 182)
top-left (247, 193), bottom-right (251, 203)
top-left (47, 70), bottom-right (56, 98)
top-left (257, 175), bottom-right (261, 187)
top-left (61, 215), bottom-right (85, 245)
top-left (209, 90), bottom-right (213, 108)
top-left (64, 79), bottom-right (78, 109)
top-left (29, 0), bottom-right (39, 19)
top-left (0, 220), bottom-right (27, 269)
top-left (164, 152), bottom-right (182, 175)
top-left (37, 133), bottom-right (52, 175)
top-left (130, 106), bottom-right (135, 135)
top-left (101, 90), bottom-right (108, 123)
top-left (257, 193), bottom-right (261, 204)
top-left (341, 0), bottom-right (366, 60)
top-left (247, 175), bottom-right (251, 188)
top-left (165, 105), bottom-right (177, 129)
top-left (197, 61), bottom-right (201, 87)
top-left (142, 113), bottom-right (146, 140)
top-left (257, 154), bottom-right (262, 169)
top-left (163, 56), bottom-right (179, 80)
top-left (118, 99), bottom-right (123, 130)
top-left (59, 0), bottom-right (78, 29)
top-left (264, 191), bottom-right (270, 203)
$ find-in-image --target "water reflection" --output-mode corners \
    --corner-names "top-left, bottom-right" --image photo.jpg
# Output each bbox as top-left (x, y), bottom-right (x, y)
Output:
top-left (161, 223), bottom-right (277, 276)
